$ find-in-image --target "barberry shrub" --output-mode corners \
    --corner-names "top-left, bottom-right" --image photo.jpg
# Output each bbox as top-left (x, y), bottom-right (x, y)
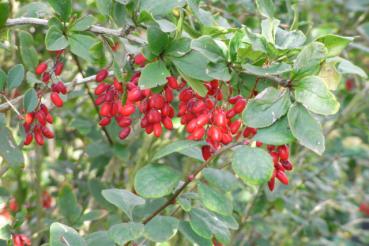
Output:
top-left (0, 0), bottom-right (368, 245)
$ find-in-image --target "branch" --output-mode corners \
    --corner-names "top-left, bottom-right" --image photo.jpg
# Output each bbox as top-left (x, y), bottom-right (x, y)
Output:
top-left (5, 17), bottom-right (145, 43)
top-left (0, 71), bottom-right (115, 112)
top-left (142, 142), bottom-right (242, 224)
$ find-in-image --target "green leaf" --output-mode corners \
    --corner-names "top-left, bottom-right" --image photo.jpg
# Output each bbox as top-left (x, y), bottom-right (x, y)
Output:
top-left (229, 31), bottom-right (245, 62)
top-left (47, 0), bottom-right (72, 22)
top-left (318, 62), bottom-right (341, 90)
top-left (134, 164), bottom-right (181, 198)
top-left (58, 184), bottom-right (82, 224)
top-left (172, 50), bottom-right (212, 81)
top-left (255, 0), bottom-right (275, 18)
top-left (253, 117), bottom-right (294, 145)
top-left (198, 182), bottom-right (233, 215)
top-left (243, 63), bottom-right (292, 76)
top-left (0, 225), bottom-right (11, 241)
top-left (23, 88), bottom-right (38, 113)
top-left (207, 62), bottom-right (231, 81)
top-left (140, 0), bottom-right (186, 17)
top-left (317, 34), bottom-right (353, 57)
top-left (294, 76), bottom-right (340, 115)
top-left (178, 221), bottom-right (212, 246)
top-left (0, 127), bottom-right (24, 167)
top-left (261, 18), bottom-right (279, 44)
top-left (287, 103), bottom-right (325, 155)
top-left (294, 42), bottom-right (327, 76)
top-left (69, 15), bottom-right (95, 32)
top-left (275, 28), bottom-right (306, 50)
top-left (189, 208), bottom-right (231, 244)
top-left (85, 231), bottom-right (114, 246)
top-left (165, 37), bottom-right (191, 57)
top-left (50, 222), bottom-right (86, 246)
top-left (96, 0), bottom-right (112, 16)
top-left (7, 64), bottom-right (25, 90)
top-left (144, 216), bottom-right (179, 242)
top-left (180, 74), bottom-right (208, 97)
top-left (232, 146), bottom-right (274, 185)
top-left (69, 33), bottom-right (98, 62)
top-left (138, 60), bottom-right (170, 89)
top-left (202, 168), bottom-right (239, 192)
top-left (18, 31), bottom-right (39, 71)
top-left (191, 36), bottom-right (225, 63)
top-left (337, 58), bottom-right (367, 78)
top-left (155, 19), bottom-right (176, 32)
top-left (148, 25), bottom-right (170, 55)
top-left (243, 87), bottom-right (291, 128)
top-left (0, 68), bottom-right (6, 91)
top-left (152, 140), bottom-right (205, 161)
top-left (45, 26), bottom-right (69, 51)
top-left (108, 222), bottom-right (144, 245)
top-left (177, 196), bottom-right (192, 212)
top-left (0, 3), bottom-right (9, 28)
top-left (101, 189), bottom-right (145, 220)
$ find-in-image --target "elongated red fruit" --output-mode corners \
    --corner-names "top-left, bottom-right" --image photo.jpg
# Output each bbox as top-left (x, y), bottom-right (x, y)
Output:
top-left (134, 54), bottom-right (147, 66)
top-left (167, 76), bottom-right (179, 89)
top-left (153, 123), bottom-right (162, 137)
top-left (96, 69), bottom-right (108, 82)
top-left (119, 127), bottom-right (131, 140)
top-left (99, 117), bottom-right (111, 126)
top-left (50, 92), bottom-right (63, 107)
top-left (276, 170), bottom-right (289, 185)
top-left (54, 62), bottom-right (64, 76)
top-left (24, 134), bottom-right (33, 145)
top-left (201, 145), bottom-right (212, 160)
top-left (42, 126), bottom-right (54, 139)
top-left (268, 177), bottom-right (275, 191)
top-left (35, 63), bottom-right (48, 75)
top-left (24, 113), bottom-right (34, 125)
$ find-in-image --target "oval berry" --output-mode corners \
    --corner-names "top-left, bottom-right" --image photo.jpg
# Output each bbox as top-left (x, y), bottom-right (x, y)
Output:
top-left (119, 127), bottom-right (131, 140)
top-left (54, 62), bottom-right (64, 76)
top-left (35, 63), bottom-right (48, 75)
top-left (50, 92), bottom-right (63, 107)
top-left (96, 69), bottom-right (109, 82)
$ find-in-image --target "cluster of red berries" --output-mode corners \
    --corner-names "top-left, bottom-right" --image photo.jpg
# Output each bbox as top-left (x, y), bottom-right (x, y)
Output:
top-left (178, 80), bottom-right (246, 153)
top-left (266, 145), bottom-right (293, 191)
top-left (23, 104), bottom-right (54, 146)
top-left (12, 234), bottom-right (31, 246)
top-left (35, 50), bottom-right (67, 107)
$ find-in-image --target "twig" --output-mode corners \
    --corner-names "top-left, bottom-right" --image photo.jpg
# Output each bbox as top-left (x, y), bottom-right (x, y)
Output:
top-left (141, 142), bottom-right (242, 224)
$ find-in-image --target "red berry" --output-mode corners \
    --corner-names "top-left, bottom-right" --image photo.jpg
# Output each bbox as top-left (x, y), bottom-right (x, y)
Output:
top-left (24, 134), bottom-right (33, 145)
top-left (134, 54), bottom-right (147, 66)
top-left (24, 113), bottom-right (34, 125)
top-left (233, 99), bottom-right (247, 113)
top-left (164, 87), bottom-right (174, 102)
top-left (243, 127), bottom-right (257, 138)
top-left (96, 69), bottom-right (109, 82)
top-left (208, 126), bottom-right (222, 142)
top-left (192, 100), bottom-right (206, 113)
top-left (186, 119), bottom-right (198, 133)
top-left (201, 145), bottom-right (212, 160)
top-left (281, 160), bottom-right (293, 171)
top-left (99, 117), bottom-right (111, 126)
top-left (153, 123), bottom-right (162, 137)
top-left (268, 177), bottom-right (275, 191)
top-left (119, 127), bottom-right (131, 140)
top-left (42, 72), bottom-right (51, 83)
top-left (228, 95), bottom-right (242, 104)
top-left (276, 170), bottom-right (289, 185)
top-left (54, 62), bottom-right (64, 76)
top-left (127, 88), bottom-right (143, 102)
top-left (113, 78), bottom-right (123, 92)
top-left (117, 117), bottom-right (132, 127)
top-left (34, 131), bottom-right (45, 145)
top-left (214, 110), bottom-right (227, 127)
top-left (149, 94), bottom-right (165, 109)
top-left (167, 76), bottom-right (179, 89)
top-left (226, 109), bottom-right (236, 119)
top-left (147, 109), bottom-right (161, 123)
top-left (162, 117), bottom-right (173, 130)
top-left (35, 111), bottom-right (46, 126)
top-left (57, 81), bottom-right (68, 95)
top-left (221, 133), bottom-right (233, 145)
top-left (95, 83), bottom-right (108, 95)
top-left (192, 127), bottom-right (205, 140)
top-left (196, 114), bottom-right (209, 126)
top-left (256, 141), bottom-right (263, 147)
top-left (35, 63), bottom-right (48, 75)
top-left (100, 103), bottom-right (112, 117)
top-left (270, 151), bottom-right (279, 164)
top-left (50, 92), bottom-right (63, 107)
top-left (230, 120), bottom-right (242, 134)
top-left (120, 104), bottom-right (136, 116)
top-left (278, 145), bottom-right (289, 160)
top-left (41, 126), bottom-right (54, 139)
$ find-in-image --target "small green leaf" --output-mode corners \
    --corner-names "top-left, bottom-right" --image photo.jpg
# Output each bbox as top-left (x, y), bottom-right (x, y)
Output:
top-left (18, 31), bottom-right (39, 71)
top-left (101, 189), bottom-right (145, 220)
top-left (144, 216), bottom-right (179, 242)
top-left (85, 231), bottom-right (114, 246)
top-left (275, 28), bottom-right (306, 50)
top-left (294, 42), bottom-right (327, 76)
top-left (243, 87), bottom-right (291, 128)
top-left (0, 2), bottom-right (10, 28)
top-left (108, 222), bottom-right (144, 245)
top-left (48, 0), bottom-right (72, 22)
top-left (7, 64), bottom-right (25, 90)
top-left (58, 184), bottom-right (82, 224)
top-left (243, 63), bottom-right (292, 76)
top-left (191, 36), bottom-right (225, 63)
top-left (317, 34), bottom-right (353, 57)
top-left (69, 15), bottom-right (95, 32)
top-left (0, 68), bottom-right (6, 91)
top-left (178, 221), bottom-right (212, 246)
top-left (294, 76), bottom-right (340, 115)
top-left (165, 37), bottom-right (191, 58)
top-left (152, 140), bottom-right (205, 161)
top-left (50, 222), bottom-right (86, 246)
top-left (23, 88), bottom-right (38, 113)
top-left (0, 127), bottom-right (24, 167)
top-left (198, 182), bottom-right (233, 215)
top-left (45, 26), bottom-right (69, 51)
top-left (134, 164), bottom-right (181, 198)
top-left (255, 0), bottom-right (275, 18)
top-left (148, 25), bottom-right (170, 55)
top-left (207, 62), bottom-right (231, 81)
top-left (180, 74), bottom-right (208, 97)
top-left (288, 103), bottom-right (325, 155)
top-left (172, 50), bottom-right (212, 81)
top-left (232, 146), bottom-right (274, 185)
top-left (96, 0), bottom-right (112, 16)
top-left (138, 60), bottom-right (170, 89)
top-left (337, 58), bottom-right (367, 78)
top-left (69, 33), bottom-right (98, 62)
top-left (177, 196), bottom-right (192, 212)
top-left (253, 117), bottom-right (294, 145)
top-left (0, 225), bottom-right (11, 241)
top-left (202, 168), bottom-right (239, 192)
